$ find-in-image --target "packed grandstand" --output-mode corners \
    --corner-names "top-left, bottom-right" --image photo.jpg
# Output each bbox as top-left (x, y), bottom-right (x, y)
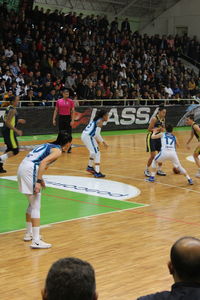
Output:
top-left (0, 2), bottom-right (199, 106)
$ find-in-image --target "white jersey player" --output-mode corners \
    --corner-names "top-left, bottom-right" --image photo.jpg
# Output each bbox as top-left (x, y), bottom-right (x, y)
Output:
top-left (17, 131), bottom-right (72, 249)
top-left (81, 110), bottom-right (109, 178)
top-left (147, 124), bottom-right (193, 185)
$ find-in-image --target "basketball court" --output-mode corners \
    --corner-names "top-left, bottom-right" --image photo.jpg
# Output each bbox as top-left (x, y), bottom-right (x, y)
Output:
top-left (0, 128), bottom-right (200, 300)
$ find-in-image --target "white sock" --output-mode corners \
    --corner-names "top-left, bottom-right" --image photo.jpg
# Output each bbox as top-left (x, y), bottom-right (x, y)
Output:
top-left (32, 227), bottom-right (40, 242)
top-left (95, 165), bottom-right (100, 173)
top-left (158, 165), bottom-right (162, 171)
top-left (26, 222), bottom-right (32, 234)
top-left (88, 159), bottom-right (93, 167)
top-left (186, 175), bottom-right (190, 180)
top-left (152, 172), bottom-right (156, 177)
top-left (0, 153), bottom-right (9, 162)
top-left (146, 165), bottom-right (149, 170)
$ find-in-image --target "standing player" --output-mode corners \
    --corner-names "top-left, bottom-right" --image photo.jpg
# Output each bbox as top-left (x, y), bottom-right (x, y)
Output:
top-left (0, 96), bottom-right (26, 173)
top-left (52, 89), bottom-right (75, 153)
top-left (185, 114), bottom-right (200, 177)
top-left (147, 124), bottom-right (193, 185)
top-left (17, 131), bottom-right (72, 249)
top-left (144, 105), bottom-right (166, 177)
top-left (81, 110), bottom-right (109, 178)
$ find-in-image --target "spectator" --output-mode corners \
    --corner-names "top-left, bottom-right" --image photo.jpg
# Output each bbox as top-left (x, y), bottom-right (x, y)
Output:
top-left (0, 4), bottom-right (199, 107)
top-left (42, 257), bottom-right (98, 300)
top-left (137, 236), bottom-right (200, 300)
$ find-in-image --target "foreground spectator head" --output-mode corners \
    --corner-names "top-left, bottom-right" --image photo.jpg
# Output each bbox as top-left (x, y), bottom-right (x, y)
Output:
top-left (137, 236), bottom-right (200, 300)
top-left (169, 236), bottom-right (200, 282)
top-left (42, 257), bottom-right (98, 300)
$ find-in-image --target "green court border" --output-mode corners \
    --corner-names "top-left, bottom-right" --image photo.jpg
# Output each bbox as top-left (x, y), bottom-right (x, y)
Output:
top-left (0, 177), bottom-right (147, 234)
top-left (0, 126), bottom-right (191, 142)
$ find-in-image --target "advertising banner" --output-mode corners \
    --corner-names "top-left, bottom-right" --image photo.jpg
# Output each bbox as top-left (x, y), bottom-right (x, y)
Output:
top-left (0, 105), bottom-right (199, 136)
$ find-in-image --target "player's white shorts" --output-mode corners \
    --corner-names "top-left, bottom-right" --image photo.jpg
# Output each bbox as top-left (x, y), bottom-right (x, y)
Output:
top-left (152, 150), bottom-right (186, 173)
top-left (81, 133), bottom-right (99, 154)
top-left (17, 160), bottom-right (38, 194)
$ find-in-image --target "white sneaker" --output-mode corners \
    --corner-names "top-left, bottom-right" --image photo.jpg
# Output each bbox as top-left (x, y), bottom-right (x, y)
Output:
top-left (30, 240), bottom-right (52, 249)
top-left (24, 233), bottom-right (33, 241)
top-left (195, 171), bottom-right (200, 178)
top-left (23, 233), bottom-right (42, 241)
top-left (144, 169), bottom-right (151, 177)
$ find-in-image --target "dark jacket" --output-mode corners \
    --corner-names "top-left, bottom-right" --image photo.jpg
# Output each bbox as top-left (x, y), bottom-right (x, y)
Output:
top-left (137, 282), bottom-right (200, 300)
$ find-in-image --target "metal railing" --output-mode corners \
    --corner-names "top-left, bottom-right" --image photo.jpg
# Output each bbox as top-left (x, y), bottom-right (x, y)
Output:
top-left (0, 98), bottom-right (198, 108)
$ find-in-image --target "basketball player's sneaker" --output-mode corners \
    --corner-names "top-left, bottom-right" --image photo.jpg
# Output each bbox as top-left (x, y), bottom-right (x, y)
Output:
top-left (0, 162), bottom-right (6, 173)
top-left (144, 169), bottom-right (151, 177)
top-left (30, 240), bottom-right (52, 249)
top-left (23, 233), bottom-right (42, 241)
top-left (86, 166), bottom-right (95, 174)
top-left (94, 172), bottom-right (105, 178)
top-left (195, 170), bottom-right (200, 178)
top-left (146, 176), bottom-right (155, 182)
top-left (157, 170), bottom-right (166, 176)
top-left (188, 178), bottom-right (193, 185)
top-left (67, 146), bottom-right (72, 153)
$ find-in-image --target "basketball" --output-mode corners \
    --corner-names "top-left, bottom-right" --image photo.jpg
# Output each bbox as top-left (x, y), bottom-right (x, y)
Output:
top-left (173, 167), bottom-right (181, 174)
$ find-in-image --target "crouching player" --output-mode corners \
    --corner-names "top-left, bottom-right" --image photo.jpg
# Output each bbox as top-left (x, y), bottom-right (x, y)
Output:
top-left (17, 131), bottom-right (72, 249)
top-left (147, 124), bottom-right (193, 185)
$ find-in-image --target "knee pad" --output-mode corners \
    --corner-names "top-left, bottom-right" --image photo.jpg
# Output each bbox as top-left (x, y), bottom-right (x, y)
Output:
top-left (94, 151), bottom-right (100, 164)
top-left (26, 204), bottom-right (32, 215)
top-left (89, 152), bottom-right (95, 159)
top-left (12, 148), bottom-right (19, 155)
top-left (28, 194), bottom-right (41, 219)
top-left (151, 159), bottom-right (157, 169)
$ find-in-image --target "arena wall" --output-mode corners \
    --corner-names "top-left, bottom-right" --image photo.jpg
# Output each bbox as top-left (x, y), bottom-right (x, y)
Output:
top-left (140, 0), bottom-right (200, 39)
top-left (0, 105), bottom-right (196, 136)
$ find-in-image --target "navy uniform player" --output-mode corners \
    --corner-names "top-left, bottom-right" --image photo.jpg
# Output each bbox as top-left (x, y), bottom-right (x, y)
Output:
top-left (81, 110), bottom-right (109, 178)
top-left (0, 96), bottom-right (25, 173)
top-left (17, 131), bottom-right (72, 249)
top-left (186, 114), bottom-right (200, 177)
top-left (147, 124), bottom-right (193, 185)
top-left (144, 105), bottom-right (166, 177)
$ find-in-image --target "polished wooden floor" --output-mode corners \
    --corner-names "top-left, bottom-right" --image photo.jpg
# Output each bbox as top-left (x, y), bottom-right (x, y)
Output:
top-left (1, 131), bottom-right (200, 300)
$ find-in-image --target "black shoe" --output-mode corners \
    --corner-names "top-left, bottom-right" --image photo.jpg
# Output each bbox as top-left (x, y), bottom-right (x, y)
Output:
top-left (0, 162), bottom-right (6, 173)
top-left (67, 146), bottom-right (72, 153)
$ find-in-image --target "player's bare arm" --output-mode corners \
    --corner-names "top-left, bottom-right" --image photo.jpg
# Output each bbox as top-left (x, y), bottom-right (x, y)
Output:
top-left (96, 120), bottom-right (108, 148)
top-left (148, 117), bottom-right (157, 132)
top-left (193, 124), bottom-right (200, 134)
top-left (151, 130), bottom-right (163, 139)
top-left (35, 148), bottom-right (62, 193)
top-left (70, 107), bottom-right (75, 126)
top-left (53, 107), bottom-right (58, 126)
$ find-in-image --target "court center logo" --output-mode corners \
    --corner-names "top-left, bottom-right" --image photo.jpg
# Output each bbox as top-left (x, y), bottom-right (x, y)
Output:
top-left (186, 155), bottom-right (200, 163)
top-left (2, 175), bottom-right (140, 200)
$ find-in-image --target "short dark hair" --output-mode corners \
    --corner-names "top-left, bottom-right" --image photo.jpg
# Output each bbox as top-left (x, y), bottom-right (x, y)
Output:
top-left (171, 236), bottom-right (200, 282)
top-left (158, 104), bottom-right (166, 111)
top-left (93, 109), bottom-right (108, 121)
top-left (166, 124), bottom-right (173, 133)
top-left (52, 131), bottom-right (72, 146)
top-left (45, 257), bottom-right (96, 300)
top-left (187, 114), bottom-right (194, 121)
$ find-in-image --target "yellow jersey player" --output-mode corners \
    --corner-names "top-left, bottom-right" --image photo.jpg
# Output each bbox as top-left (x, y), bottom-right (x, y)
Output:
top-left (0, 96), bottom-right (25, 173)
top-left (144, 105), bottom-right (166, 177)
top-left (186, 114), bottom-right (200, 178)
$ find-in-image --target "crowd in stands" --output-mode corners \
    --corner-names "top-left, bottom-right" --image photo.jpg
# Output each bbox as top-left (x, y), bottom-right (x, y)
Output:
top-left (0, 2), bottom-right (200, 107)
